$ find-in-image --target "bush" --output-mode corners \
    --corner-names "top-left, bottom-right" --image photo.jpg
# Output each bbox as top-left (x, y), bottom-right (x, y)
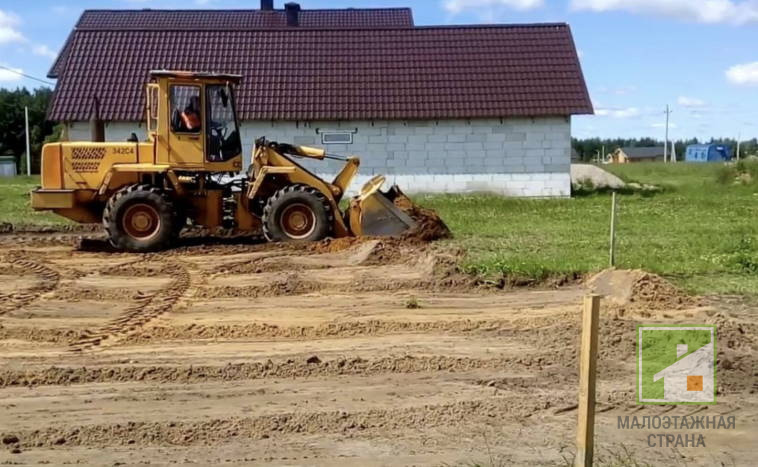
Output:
top-left (736, 159), bottom-right (758, 183)
top-left (714, 165), bottom-right (736, 185)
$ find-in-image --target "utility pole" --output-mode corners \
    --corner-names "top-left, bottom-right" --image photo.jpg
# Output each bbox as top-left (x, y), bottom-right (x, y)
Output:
top-left (736, 133), bottom-right (741, 161)
top-left (24, 106), bottom-right (31, 176)
top-left (663, 105), bottom-right (673, 163)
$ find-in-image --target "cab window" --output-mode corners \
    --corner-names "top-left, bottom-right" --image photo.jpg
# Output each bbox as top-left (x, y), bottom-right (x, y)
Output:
top-left (206, 84), bottom-right (242, 162)
top-left (170, 85), bottom-right (201, 133)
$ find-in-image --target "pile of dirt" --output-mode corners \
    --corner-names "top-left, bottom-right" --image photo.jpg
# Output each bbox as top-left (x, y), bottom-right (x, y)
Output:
top-left (393, 193), bottom-right (451, 242)
top-left (587, 269), bottom-right (702, 315)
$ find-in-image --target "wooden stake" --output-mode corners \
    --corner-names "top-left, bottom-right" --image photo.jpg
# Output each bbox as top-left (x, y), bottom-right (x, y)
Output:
top-left (609, 192), bottom-right (617, 268)
top-left (575, 294), bottom-right (600, 467)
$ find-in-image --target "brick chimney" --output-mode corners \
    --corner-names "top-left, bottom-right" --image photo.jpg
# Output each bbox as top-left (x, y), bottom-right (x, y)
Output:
top-left (285, 2), bottom-right (300, 26)
top-left (260, 0), bottom-right (274, 10)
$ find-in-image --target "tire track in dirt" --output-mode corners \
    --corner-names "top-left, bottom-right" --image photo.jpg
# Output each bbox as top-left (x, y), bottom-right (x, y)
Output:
top-left (194, 275), bottom-right (472, 299)
top-left (67, 260), bottom-right (191, 352)
top-left (0, 315), bottom-right (571, 345)
top-left (2, 396), bottom-right (563, 449)
top-left (127, 316), bottom-right (575, 343)
top-left (0, 254), bottom-right (60, 316)
top-left (49, 258), bottom-right (176, 302)
top-left (0, 355), bottom-right (545, 387)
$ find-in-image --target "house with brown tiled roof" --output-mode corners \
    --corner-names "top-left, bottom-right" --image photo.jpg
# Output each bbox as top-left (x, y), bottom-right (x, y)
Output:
top-left (47, 1), bottom-right (592, 197)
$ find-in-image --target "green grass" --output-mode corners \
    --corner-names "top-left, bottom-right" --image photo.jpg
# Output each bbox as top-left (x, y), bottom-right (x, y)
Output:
top-left (2, 162), bottom-right (757, 295)
top-left (0, 176), bottom-right (72, 227)
top-left (416, 162), bottom-right (758, 296)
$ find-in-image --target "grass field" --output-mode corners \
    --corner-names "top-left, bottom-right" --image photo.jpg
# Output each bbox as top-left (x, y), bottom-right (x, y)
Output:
top-left (418, 162), bottom-right (758, 296)
top-left (2, 162), bottom-right (756, 295)
top-left (0, 176), bottom-right (72, 227)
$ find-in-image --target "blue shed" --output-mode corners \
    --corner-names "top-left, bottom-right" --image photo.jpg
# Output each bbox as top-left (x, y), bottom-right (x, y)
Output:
top-left (685, 144), bottom-right (733, 162)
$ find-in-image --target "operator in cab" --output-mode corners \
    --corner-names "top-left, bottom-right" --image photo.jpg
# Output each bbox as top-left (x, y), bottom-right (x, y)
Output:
top-left (181, 96), bottom-right (201, 132)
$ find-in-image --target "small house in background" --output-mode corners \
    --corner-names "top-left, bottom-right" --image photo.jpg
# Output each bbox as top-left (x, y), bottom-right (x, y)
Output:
top-left (686, 144), bottom-right (733, 163)
top-left (0, 156), bottom-right (17, 177)
top-left (610, 147), bottom-right (665, 164)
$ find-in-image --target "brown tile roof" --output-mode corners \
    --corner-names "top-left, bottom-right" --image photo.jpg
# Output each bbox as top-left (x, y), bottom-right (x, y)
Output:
top-left (48, 8), bottom-right (414, 78)
top-left (48, 24), bottom-right (593, 122)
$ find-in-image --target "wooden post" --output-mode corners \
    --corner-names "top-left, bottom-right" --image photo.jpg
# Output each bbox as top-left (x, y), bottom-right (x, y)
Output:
top-left (609, 192), bottom-right (617, 268)
top-left (24, 106), bottom-right (31, 176)
top-left (575, 294), bottom-right (600, 467)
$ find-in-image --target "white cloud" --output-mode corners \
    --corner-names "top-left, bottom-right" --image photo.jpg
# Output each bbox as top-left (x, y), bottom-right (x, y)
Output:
top-left (0, 10), bottom-right (25, 44)
top-left (726, 62), bottom-right (758, 85)
top-left (444, 0), bottom-right (544, 14)
top-left (570, 0), bottom-right (758, 25)
top-left (0, 65), bottom-right (23, 82)
top-left (677, 96), bottom-right (706, 107)
top-left (595, 106), bottom-right (640, 118)
top-left (32, 44), bottom-right (56, 60)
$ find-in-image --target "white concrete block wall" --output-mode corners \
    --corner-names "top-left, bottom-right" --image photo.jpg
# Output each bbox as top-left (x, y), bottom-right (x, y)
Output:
top-left (66, 117), bottom-right (572, 197)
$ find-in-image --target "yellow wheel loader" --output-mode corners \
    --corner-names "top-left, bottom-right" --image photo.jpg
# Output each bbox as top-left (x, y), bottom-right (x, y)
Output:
top-left (31, 71), bottom-right (416, 252)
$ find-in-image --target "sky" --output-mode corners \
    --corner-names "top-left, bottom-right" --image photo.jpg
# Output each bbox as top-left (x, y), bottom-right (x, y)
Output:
top-left (0, 0), bottom-right (757, 140)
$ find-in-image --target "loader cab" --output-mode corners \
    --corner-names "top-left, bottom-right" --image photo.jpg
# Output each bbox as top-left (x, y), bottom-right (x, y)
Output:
top-left (147, 71), bottom-right (243, 172)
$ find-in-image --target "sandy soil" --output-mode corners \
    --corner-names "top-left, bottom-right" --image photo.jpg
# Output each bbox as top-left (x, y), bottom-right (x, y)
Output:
top-left (0, 232), bottom-right (756, 466)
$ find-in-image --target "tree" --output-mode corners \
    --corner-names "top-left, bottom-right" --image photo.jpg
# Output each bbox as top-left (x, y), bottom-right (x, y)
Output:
top-left (0, 87), bottom-right (58, 174)
top-left (571, 136), bottom-right (754, 162)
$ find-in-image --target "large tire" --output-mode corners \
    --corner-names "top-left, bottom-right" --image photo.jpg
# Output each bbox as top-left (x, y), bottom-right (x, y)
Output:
top-left (103, 184), bottom-right (177, 252)
top-left (262, 184), bottom-right (333, 242)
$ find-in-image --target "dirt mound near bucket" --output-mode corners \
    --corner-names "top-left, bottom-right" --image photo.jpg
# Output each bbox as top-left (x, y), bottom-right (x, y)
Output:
top-left (393, 193), bottom-right (451, 242)
top-left (587, 269), bottom-right (703, 315)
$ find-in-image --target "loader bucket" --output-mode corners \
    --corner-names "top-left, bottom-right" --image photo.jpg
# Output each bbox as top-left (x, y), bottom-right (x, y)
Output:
top-left (348, 176), bottom-right (417, 236)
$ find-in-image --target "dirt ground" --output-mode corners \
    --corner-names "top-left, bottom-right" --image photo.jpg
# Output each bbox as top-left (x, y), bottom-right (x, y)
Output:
top-left (0, 231), bottom-right (756, 466)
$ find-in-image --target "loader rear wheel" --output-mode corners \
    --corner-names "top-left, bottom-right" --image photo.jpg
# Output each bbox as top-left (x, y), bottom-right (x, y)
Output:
top-left (262, 185), bottom-right (333, 242)
top-left (103, 184), bottom-right (177, 252)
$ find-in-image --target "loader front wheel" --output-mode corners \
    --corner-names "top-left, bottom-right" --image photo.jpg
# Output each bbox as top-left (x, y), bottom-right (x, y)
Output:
top-left (262, 185), bottom-right (333, 242)
top-left (103, 185), bottom-right (177, 252)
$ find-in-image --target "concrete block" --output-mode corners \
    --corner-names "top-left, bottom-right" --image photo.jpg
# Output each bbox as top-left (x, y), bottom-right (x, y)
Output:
top-left (428, 134), bottom-right (447, 143)
top-left (463, 142), bottom-right (484, 151)
top-left (292, 135), bottom-right (316, 145)
top-left (444, 143), bottom-right (465, 151)
top-left (486, 133), bottom-right (507, 143)
top-left (447, 134), bottom-right (466, 143)
top-left (526, 148), bottom-right (546, 158)
top-left (388, 135), bottom-right (408, 144)
top-left (407, 135), bottom-right (428, 144)
top-left (506, 132), bottom-right (527, 142)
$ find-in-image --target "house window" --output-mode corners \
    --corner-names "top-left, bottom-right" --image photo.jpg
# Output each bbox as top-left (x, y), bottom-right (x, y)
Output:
top-left (320, 131), bottom-right (353, 145)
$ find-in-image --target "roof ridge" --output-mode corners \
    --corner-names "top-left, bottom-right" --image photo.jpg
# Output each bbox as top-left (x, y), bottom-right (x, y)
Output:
top-left (78, 7), bottom-right (413, 13)
top-left (73, 22), bottom-right (569, 33)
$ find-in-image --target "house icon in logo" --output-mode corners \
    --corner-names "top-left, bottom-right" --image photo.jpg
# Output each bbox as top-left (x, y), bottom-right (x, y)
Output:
top-left (653, 341), bottom-right (714, 403)
top-left (638, 325), bottom-right (716, 404)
